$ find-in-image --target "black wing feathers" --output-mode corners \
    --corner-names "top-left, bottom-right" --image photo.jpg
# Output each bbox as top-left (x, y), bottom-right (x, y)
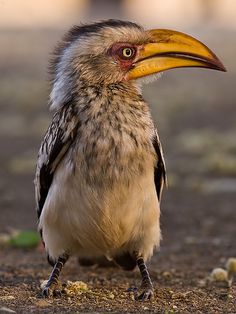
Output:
top-left (152, 129), bottom-right (167, 201)
top-left (37, 127), bottom-right (65, 218)
top-left (35, 106), bottom-right (79, 220)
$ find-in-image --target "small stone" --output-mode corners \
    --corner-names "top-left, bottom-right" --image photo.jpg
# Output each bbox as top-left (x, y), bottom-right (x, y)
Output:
top-left (0, 307), bottom-right (16, 313)
top-left (35, 300), bottom-right (51, 307)
top-left (226, 258), bottom-right (236, 274)
top-left (198, 279), bottom-right (206, 287)
top-left (108, 293), bottom-right (115, 299)
top-left (63, 281), bottom-right (88, 296)
top-left (0, 296), bottom-right (15, 301)
top-left (40, 280), bottom-right (48, 290)
top-left (162, 271), bottom-right (171, 278)
top-left (210, 268), bottom-right (228, 282)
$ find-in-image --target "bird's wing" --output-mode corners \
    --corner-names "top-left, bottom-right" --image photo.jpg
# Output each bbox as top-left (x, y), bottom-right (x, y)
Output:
top-left (35, 106), bottom-right (79, 220)
top-left (152, 129), bottom-right (167, 202)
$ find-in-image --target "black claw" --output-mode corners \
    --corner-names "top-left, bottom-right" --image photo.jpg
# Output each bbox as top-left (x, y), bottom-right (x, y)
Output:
top-left (53, 289), bottom-right (62, 297)
top-left (42, 287), bottom-right (52, 298)
top-left (128, 286), bottom-right (153, 301)
top-left (137, 288), bottom-right (154, 301)
top-left (42, 286), bottom-right (63, 298)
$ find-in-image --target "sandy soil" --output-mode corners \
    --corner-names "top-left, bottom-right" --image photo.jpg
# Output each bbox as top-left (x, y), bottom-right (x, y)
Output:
top-left (1, 188), bottom-right (235, 313)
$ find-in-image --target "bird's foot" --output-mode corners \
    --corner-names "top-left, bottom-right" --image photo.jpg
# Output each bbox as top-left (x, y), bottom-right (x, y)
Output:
top-left (42, 283), bottom-right (62, 298)
top-left (128, 286), bottom-right (154, 301)
top-left (137, 286), bottom-right (154, 301)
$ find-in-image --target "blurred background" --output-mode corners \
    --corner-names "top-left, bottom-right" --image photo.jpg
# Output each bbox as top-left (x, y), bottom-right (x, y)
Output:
top-left (0, 0), bottom-right (235, 251)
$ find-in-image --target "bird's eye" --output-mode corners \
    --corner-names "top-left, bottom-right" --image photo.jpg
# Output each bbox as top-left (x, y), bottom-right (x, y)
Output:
top-left (109, 44), bottom-right (136, 62)
top-left (120, 47), bottom-right (136, 60)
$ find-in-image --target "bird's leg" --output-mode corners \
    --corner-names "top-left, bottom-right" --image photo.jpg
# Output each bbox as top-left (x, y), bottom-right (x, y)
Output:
top-left (42, 253), bottom-right (69, 298)
top-left (133, 252), bottom-right (154, 301)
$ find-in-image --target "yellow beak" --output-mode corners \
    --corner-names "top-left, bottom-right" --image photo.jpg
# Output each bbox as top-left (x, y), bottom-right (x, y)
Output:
top-left (127, 29), bottom-right (226, 80)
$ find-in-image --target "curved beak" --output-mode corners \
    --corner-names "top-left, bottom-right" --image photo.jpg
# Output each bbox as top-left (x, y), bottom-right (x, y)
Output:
top-left (127, 29), bottom-right (226, 80)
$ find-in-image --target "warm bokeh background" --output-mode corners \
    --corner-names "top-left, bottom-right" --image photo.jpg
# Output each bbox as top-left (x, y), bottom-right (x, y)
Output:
top-left (0, 0), bottom-right (235, 230)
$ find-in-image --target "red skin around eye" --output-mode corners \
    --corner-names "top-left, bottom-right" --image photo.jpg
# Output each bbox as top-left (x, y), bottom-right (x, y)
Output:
top-left (109, 43), bottom-right (137, 70)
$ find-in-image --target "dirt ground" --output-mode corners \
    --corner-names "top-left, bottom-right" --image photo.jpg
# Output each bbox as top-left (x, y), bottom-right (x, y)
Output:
top-left (0, 29), bottom-right (236, 313)
top-left (1, 189), bottom-right (236, 313)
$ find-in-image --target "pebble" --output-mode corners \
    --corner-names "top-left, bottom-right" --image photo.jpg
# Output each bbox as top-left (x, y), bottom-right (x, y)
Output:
top-left (108, 293), bottom-right (115, 299)
top-left (226, 258), bottom-right (236, 274)
top-left (162, 271), bottom-right (171, 278)
top-left (35, 300), bottom-right (51, 308)
top-left (0, 307), bottom-right (16, 314)
top-left (40, 280), bottom-right (48, 289)
top-left (0, 296), bottom-right (15, 301)
top-left (64, 280), bottom-right (88, 296)
top-left (210, 268), bottom-right (228, 282)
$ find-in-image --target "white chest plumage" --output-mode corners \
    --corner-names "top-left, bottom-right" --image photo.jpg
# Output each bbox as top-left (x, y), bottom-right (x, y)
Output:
top-left (39, 153), bottom-right (160, 262)
top-left (39, 95), bottom-right (160, 262)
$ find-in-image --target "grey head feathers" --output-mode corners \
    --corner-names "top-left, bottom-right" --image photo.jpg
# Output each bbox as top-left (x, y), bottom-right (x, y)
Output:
top-left (49, 20), bottom-right (144, 110)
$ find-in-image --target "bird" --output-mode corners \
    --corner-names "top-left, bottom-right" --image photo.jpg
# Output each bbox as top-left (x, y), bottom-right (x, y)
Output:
top-left (35, 19), bottom-right (225, 301)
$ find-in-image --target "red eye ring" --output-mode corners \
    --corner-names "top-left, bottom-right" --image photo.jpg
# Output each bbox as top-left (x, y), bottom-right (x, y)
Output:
top-left (109, 43), bottom-right (137, 61)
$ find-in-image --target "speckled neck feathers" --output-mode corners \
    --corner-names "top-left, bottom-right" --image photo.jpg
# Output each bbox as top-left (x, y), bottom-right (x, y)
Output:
top-left (65, 82), bottom-right (156, 186)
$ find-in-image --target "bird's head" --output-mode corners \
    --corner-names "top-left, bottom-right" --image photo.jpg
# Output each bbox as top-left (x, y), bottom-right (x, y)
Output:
top-left (50, 20), bottom-right (226, 109)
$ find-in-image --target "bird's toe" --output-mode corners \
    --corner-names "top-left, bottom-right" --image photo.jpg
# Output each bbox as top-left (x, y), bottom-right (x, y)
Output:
top-left (136, 287), bottom-right (154, 301)
top-left (42, 286), bottom-right (53, 298)
top-left (42, 285), bottom-right (62, 298)
top-left (128, 286), bottom-right (154, 301)
top-left (53, 289), bottom-right (62, 297)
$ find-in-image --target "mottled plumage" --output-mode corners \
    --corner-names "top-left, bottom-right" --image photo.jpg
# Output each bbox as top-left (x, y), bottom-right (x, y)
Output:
top-left (35, 19), bottom-right (224, 300)
top-left (36, 80), bottom-right (166, 258)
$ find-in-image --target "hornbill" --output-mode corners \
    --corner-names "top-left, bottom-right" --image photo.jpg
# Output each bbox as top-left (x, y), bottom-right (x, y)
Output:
top-left (35, 20), bottom-right (225, 300)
